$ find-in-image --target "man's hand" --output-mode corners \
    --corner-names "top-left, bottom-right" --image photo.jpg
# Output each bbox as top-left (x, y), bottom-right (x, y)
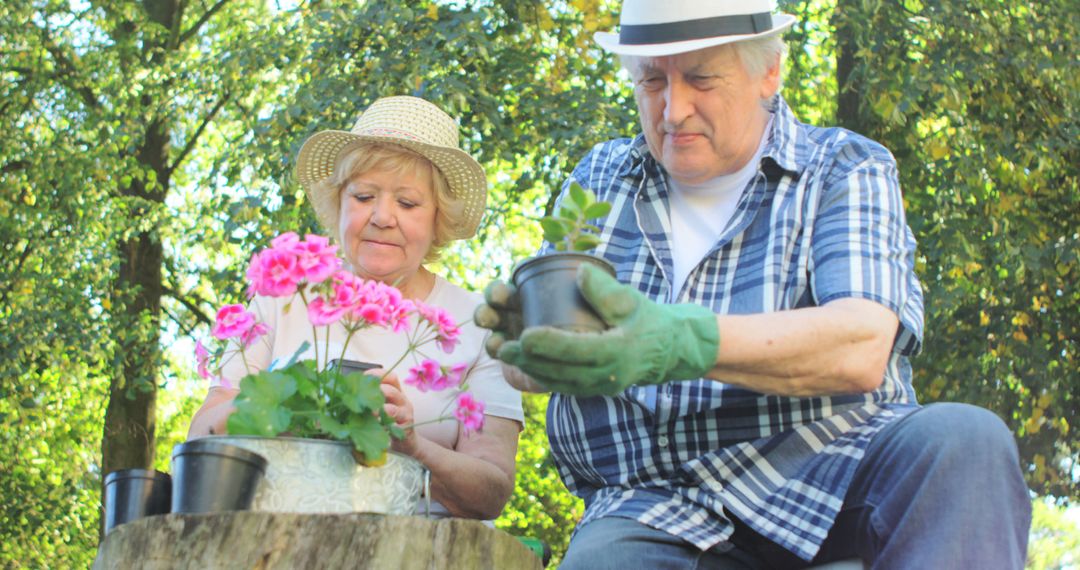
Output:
top-left (474, 280), bottom-right (524, 358)
top-left (489, 264), bottom-right (720, 396)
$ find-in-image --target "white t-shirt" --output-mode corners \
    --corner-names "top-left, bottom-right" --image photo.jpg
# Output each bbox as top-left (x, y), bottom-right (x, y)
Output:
top-left (214, 275), bottom-right (525, 517)
top-left (667, 118), bottom-right (772, 298)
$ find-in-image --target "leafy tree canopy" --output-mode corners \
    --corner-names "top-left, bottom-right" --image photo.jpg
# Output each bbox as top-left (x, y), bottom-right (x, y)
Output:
top-left (1, 0), bottom-right (1075, 566)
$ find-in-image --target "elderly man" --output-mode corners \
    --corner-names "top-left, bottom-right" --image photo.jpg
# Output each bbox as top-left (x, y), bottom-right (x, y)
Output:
top-left (477, 1), bottom-right (1030, 568)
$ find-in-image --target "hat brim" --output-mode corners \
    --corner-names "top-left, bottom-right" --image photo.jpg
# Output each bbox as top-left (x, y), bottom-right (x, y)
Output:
top-left (295, 130), bottom-right (488, 241)
top-left (595, 14), bottom-right (795, 57)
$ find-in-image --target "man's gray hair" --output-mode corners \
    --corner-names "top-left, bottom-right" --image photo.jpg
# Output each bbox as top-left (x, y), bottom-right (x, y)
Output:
top-left (733, 34), bottom-right (788, 79)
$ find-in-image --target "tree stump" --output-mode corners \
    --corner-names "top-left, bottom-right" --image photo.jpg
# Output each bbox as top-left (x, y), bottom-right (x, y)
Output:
top-left (93, 513), bottom-right (543, 569)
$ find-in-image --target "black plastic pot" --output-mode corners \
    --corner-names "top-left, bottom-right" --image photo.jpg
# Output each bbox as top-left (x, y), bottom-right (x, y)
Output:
top-left (102, 469), bottom-right (172, 534)
top-left (512, 253), bottom-right (616, 333)
top-left (170, 439), bottom-right (267, 514)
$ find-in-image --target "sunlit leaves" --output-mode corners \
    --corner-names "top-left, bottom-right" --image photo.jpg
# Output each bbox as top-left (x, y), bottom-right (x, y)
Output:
top-left (832, 0), bottom-right (1078, 499)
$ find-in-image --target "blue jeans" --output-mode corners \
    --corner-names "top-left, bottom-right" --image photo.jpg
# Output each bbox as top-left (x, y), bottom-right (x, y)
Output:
top-left (560, 403), bottom-right (1031, 569)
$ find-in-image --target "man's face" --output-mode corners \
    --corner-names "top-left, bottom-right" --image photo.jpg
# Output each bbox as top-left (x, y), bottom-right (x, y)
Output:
top-left (629, 44), bottom-right (779, 185)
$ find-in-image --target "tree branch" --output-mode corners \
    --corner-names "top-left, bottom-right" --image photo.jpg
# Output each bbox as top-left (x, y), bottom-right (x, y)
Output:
top-left (2, 160), bottom-right (29, 174)
top-left (177, 0), bottom-right (232, 46)
top-left (163, 304), bottom-right (197, 338)
top-left (0, 241), bottom-right (35, 308)
top-left (162, 284), bottom-right (213, 328)
top-left (167, 0), bottom-right (190, 51)
top-left (39, 27), bottom-right (101, 109)
top-left (167, 92), bottom-right (231, 176)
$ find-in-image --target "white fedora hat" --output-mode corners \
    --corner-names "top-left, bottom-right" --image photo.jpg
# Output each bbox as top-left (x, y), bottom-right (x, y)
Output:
top-left (295, 96), bottom-right (488, 241)
top-left (595, 0), bottom-right (796, 57)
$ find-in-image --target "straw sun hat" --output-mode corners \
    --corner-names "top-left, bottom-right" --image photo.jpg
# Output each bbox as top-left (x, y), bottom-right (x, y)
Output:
top-left (595, 0), bottom-right (795, 57)
top-left (295, 96), bottom-right (488, 241)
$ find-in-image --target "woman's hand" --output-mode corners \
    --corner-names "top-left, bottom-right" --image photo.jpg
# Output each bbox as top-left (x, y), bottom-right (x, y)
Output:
top-left (377, 369), bottom-right (420, 457)
top-left (187, 386), bottom-right (239, 438)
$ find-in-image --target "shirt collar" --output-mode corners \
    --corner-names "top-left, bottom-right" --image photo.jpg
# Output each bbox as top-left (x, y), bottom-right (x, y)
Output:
top-left (617, 134), bottom-right (655, 179)
top-left (761, 95), bottom-right (806, 176)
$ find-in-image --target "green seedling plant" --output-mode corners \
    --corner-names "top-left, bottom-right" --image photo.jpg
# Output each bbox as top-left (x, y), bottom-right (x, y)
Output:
top-left (540, 181), bottom-right (612, 252)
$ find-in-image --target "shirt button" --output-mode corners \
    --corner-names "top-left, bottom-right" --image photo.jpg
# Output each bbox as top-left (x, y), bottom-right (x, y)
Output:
top-left (657, 435), bottom-right (669, 448)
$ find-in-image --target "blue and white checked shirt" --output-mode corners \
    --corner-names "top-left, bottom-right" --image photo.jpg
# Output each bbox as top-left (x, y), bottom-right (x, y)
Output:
top-left (543, 96), bottom-right (925, 561)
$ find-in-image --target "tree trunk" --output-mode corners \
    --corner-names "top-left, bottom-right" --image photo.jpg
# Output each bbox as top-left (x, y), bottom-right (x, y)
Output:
top-left (94, 513), bottom-right (543, 569)
top-left (833, 0), bottom-right (862, 132)
top-left (101, 0), bottom-right (176, 526)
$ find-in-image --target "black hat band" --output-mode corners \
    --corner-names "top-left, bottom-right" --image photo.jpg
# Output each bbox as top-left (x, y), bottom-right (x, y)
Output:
top-left (619, 12), bottom-right (773, 45)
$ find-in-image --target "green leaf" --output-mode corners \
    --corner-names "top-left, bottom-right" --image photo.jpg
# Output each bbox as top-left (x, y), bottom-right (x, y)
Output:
top-left (227, 401), bottom-right (292, 436)
top-left (571, 234), bottom-right (602, 252)
top-left (315, 413), bottom-right (351, 440)
top-left (347, 415), bottom-right (391, 460)
top-left (583, 202), bottom-right (611, 219)
top-left (225, 369), bottom-right (299, 436)
top-left (557, 200), bottom-right (581, 219)
top-left (568, 181), bottom-right (591, 209)
top-left (290, 360), bottom-right (320, 399)
top-left (337, 371), bottom-right (384, 414)
top-left (540, 217), bottom-right (571, 243)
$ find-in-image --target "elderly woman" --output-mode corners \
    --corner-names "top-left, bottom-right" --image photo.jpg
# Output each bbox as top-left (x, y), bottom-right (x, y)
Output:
top-left (188, 96), bottom-right (524, 521)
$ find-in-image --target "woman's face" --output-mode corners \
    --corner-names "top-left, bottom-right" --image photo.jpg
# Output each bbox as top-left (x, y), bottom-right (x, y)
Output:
top-left (338, 166), bottom-right (437, 290)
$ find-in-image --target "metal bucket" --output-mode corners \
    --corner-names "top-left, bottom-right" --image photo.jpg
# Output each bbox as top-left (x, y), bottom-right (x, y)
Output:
top-left (207, 435), bottom-right (426, 515)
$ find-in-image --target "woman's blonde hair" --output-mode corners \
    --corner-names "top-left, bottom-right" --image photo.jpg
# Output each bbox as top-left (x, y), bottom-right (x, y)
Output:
top-left (311, 143), bottom-right (465, 263)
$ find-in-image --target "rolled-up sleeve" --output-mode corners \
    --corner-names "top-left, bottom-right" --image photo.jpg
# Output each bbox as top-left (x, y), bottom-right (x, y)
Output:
top-left (810, 142), bottom-right (924, 355)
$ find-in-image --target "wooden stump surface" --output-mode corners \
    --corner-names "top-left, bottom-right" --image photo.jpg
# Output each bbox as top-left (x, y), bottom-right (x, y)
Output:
top-left (93, 512), bottom-right (543, 569)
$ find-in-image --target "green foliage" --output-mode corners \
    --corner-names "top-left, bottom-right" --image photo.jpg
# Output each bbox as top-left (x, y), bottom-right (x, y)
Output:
top-left (1027, 500), bottom-right (1080, 570)
top-left (2, 0), bottom-right (1076, 565)
top-left (226, 361), bottom-right (393, 464)
top-left (829, 0), bottom-right (1079, 499)
top-left (541, 182), bottom-right (612, 252)
top-left (0, 368), bottom-right (105, 568)
top-left (495, 393), bottom-right (583, 567)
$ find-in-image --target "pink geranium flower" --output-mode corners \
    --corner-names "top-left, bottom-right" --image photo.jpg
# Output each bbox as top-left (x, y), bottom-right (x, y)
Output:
top-left (404, 359), bottom-right (443, 392)
top-left (246, 248), bottom-right (303, 298)
top-left (240, 322), bottom-right (270, 348)
top-left (212, 304), bottom-right (257, 340)
top-left (270, 232), bottom-right (300, 249)
top-left (415, 302), bottom-right (461, 353)
top-left (307, 296), bottom-right (346, 326)
top-left (343, 278), bottom-right (412, 331)
top-left (195, 339), bottom-right (211, 379)
top-left (454, 392), bottom-right (485, 435)
top-left (199, 231), bottom-right (488, 458)
top-left (403, 360), bottom-right (469, 392)
top-left (445, 363), bottom-right (468, 390)
top-left (293, 234), bottom-right (340, 284)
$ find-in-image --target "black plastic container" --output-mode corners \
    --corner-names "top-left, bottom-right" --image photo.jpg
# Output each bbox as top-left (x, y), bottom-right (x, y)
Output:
top-left (512, 253), bottom-right (616, 333)
top-left (170, 439), bottom-right (267, 514)
top-left (103, 469), bottom-right (172, 534)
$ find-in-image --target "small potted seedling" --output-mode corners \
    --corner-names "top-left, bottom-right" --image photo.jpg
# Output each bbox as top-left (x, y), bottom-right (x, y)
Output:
top-left (512, 181), bottom-right (616, 332)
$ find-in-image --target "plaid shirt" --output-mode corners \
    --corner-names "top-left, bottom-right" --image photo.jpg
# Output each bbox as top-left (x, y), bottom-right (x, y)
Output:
top-left (543, 97), bottom-right (924, 561)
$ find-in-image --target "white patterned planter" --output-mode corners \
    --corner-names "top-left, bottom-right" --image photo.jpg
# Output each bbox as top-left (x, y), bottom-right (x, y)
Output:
top-left (207, 436), bottom-right (426, 515)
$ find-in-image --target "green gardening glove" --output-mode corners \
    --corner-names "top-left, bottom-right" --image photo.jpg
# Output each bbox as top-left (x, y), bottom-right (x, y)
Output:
top-left (495, 264), bottom-right (720, 397)
top-left (473, 279), bottom-right (523, 358)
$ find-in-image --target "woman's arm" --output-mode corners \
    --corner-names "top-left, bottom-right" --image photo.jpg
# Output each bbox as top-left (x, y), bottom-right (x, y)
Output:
top-left (411, 417), bottom-right (520, 520)
top-left (381, 371), bottom-right (520, 519)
